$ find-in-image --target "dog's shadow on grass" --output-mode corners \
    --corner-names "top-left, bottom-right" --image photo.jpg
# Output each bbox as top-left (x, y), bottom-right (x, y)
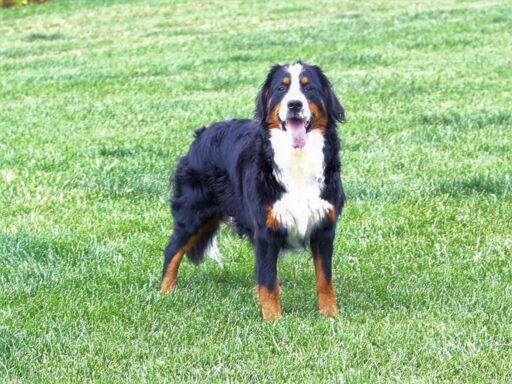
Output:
top-left (2, 231), bottom-right (454, 318)
top-left (171, 253), bottom-right (429, 319)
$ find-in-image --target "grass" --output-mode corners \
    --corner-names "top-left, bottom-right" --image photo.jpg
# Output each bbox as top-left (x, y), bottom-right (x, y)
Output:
top-left (1, 0), bottom-right (511, 382)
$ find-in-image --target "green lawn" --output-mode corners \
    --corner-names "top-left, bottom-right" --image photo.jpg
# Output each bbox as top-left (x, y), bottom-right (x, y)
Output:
top-left (1, 0), bottom-right (511, 382)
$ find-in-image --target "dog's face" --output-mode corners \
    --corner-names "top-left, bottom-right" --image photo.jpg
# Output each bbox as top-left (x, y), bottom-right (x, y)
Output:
top-left (256, 61), bottom-right (344, 148)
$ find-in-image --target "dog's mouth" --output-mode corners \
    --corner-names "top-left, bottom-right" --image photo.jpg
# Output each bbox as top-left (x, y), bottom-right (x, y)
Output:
top-left (280, 116), bottom-right (311, 149)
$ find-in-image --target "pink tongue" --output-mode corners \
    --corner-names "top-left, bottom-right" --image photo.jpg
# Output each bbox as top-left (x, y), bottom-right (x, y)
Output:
top-left (286, 119), bottom-right (306, 149)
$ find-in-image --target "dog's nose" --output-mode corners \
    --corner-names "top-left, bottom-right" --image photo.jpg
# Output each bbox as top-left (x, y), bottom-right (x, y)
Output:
top-left (287, 100), bottom-right (303, 112)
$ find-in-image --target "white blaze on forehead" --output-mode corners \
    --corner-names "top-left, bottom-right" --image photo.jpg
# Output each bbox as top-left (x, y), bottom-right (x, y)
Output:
top-left (278, 63), bottom-right (311, 122)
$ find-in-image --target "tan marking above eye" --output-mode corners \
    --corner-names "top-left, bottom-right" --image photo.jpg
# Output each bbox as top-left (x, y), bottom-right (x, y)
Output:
top-left (282, 77), bottom-right (290, 85)
top-left (300, 77), bottom-right (309, 85)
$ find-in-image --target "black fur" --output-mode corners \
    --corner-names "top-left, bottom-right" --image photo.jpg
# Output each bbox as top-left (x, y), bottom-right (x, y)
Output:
top-left (161, 61), bottom-right (346, 314)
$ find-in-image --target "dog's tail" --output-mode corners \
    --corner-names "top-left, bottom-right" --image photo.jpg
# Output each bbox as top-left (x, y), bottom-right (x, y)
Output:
top-left (187, 223), bottom-right (222, 265)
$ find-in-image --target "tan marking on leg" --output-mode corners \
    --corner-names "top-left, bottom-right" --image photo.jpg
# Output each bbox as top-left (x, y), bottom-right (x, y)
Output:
top-left (257, 283), bottom-right (281, 320)
top-left (159, 218), bottom-right (220, 294)
top-left (159, 249), bottom-right (185, 293)
top-left (314, 254), bottom-right (337, 317)
top-left (326, 206), bottom-right (336, 223)
top-left (266, 206), bottom-right (280, 231)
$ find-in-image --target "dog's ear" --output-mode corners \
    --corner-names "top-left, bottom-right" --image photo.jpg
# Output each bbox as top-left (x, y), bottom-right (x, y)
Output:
top-left (312, 65), bottom-right (345, 123)
top-left (255, 64), bottom-right (282, 123)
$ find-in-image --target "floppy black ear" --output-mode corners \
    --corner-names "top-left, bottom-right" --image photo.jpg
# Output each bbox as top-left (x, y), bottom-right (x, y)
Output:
top-left (312, 65), bottom-right (345, 123)
top-left (255, 64), bottom-right (282, 123)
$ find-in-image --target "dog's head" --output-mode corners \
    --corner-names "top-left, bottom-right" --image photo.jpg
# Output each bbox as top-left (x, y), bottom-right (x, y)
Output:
top-left (255, 61), bottom-right (344, 149)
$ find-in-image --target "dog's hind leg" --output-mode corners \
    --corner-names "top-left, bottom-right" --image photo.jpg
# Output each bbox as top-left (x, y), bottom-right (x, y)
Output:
top-left (160, 218), bottom-right (221, 293)
top-left (160, 238), bottom-right (186, 294)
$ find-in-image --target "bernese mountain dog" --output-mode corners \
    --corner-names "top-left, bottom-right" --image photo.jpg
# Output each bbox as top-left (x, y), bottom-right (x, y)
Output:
top-left (159, 61), bottom-right (345, 320)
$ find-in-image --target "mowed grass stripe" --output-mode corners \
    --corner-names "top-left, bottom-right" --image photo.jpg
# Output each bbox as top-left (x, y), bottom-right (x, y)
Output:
top-left (1, 0), bottom-right (511, 382)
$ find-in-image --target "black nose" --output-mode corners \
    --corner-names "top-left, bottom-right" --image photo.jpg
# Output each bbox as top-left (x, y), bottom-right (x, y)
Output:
top-left (288, 100), bottom-right (303, 112)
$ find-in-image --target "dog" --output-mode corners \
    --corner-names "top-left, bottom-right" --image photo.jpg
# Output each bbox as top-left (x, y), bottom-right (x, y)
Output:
top-left (159, 61), bottom-right (345, 320)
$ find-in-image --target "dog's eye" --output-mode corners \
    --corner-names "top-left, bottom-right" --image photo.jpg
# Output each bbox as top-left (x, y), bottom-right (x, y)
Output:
top-left (277, 85), bottom-right (286, 92)
top-left (304, 85), bottom-right (315, 92)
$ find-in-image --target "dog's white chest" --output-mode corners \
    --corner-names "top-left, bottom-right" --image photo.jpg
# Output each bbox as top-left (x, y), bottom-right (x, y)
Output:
top-left (269, 130), bottom-right (333, 247)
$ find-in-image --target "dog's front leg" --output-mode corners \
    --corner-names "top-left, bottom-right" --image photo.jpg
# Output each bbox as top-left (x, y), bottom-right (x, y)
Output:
top-left (311, 225), bottom-right (338, 317)
top-left (255, 235), bottom-right (281, 320)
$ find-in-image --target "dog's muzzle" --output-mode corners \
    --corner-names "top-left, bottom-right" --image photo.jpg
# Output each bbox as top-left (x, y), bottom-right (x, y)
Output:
top-left (281, 100), bottom-right (309, 149)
